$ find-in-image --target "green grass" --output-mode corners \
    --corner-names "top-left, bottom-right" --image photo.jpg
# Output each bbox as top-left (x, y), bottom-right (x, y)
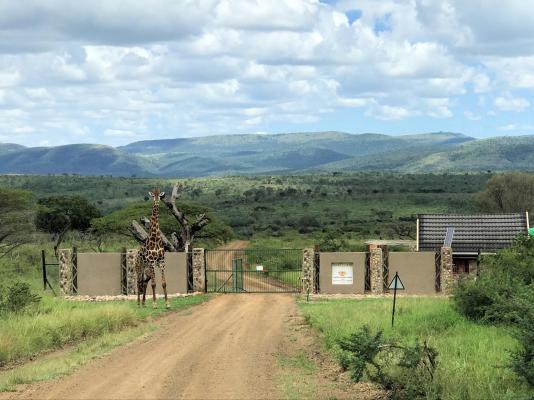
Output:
top-left (299, 297), bottom-right (532, 400)
top-left (276, 350), bottom-right (317, 400)
top-left (0, 323), bottom-right (157, 391)
top-left (0, 294), bottom-right (210, 367)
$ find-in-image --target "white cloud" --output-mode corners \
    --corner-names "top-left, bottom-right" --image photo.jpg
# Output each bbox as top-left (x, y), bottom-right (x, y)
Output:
top-left (494, 94), bottom-right (530, 112)
top-left (498, 123), bottom-right (534, 131)
top-left (0, 0), bottom-right (533, 145)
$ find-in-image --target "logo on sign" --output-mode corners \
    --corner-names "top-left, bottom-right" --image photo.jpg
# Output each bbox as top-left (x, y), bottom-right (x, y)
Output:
top-left (332, 263), bottom-right (353, 285)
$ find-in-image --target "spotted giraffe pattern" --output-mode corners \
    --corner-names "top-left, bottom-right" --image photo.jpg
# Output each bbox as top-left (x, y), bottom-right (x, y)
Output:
top-left (135, 188), bottom-right (169, 308)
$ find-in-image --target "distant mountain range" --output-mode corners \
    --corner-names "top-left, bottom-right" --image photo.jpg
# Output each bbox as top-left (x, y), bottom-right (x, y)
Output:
top-left (1, 131), bottom-right (533, 176)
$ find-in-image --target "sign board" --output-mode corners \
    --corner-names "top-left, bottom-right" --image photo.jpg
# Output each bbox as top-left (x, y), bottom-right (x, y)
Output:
top-left (255, 265), bottom-right (264, 271)
top-left (332, 263), bottom-right (353, 285)
top-left (388, 274), bottom-right (405, 290)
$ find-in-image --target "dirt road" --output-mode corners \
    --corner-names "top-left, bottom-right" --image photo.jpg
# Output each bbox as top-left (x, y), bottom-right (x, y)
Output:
top-left (10, 295), bottom-right (296, 400)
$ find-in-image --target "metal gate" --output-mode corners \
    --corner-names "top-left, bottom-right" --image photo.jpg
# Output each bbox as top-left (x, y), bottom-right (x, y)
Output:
top-left (205, 249), bottom-right (303, 293)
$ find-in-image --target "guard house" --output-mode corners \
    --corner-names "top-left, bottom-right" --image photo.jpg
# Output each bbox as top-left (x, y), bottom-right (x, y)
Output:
top-left (417, 213), bottom-right (530, 274)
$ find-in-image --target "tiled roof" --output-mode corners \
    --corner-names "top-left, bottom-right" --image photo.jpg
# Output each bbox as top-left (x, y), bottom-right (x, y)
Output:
top-left (417, 213), bottom-right (528, 253)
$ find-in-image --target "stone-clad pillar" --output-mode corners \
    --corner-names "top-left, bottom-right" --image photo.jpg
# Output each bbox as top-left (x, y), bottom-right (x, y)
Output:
top-left (440, 246), bottom-right (454, 294)
top-left (192, 248), bottom-right (206, 292)
top-left (126, 249), bottom-right (138, 295)
top-left (302, 248), bottom-right (315, 294)
top-left (370, 248), bottom-right (384, 294)
top-left (59, 248), bottom-right (74, 296)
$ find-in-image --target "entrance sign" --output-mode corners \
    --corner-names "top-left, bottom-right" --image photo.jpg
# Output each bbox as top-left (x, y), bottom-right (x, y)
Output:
top-left (389, 271), bottom-right (405, 327)
top-left (332, 263), bottom-right (353, 285)
top-left (388, 274), bottom-right (405, 290)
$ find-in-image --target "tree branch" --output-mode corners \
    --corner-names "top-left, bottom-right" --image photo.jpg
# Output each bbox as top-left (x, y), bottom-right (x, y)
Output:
top-left (128, 220), bottom-right (177, 252)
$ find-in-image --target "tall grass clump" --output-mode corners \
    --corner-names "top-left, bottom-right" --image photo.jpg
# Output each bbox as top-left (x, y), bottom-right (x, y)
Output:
top-left (300, 297), bottom-right (531, 400)
top-left (453, 236), bottom-right (534, 391)
top-left (0, 296), bottom-right (137, 366)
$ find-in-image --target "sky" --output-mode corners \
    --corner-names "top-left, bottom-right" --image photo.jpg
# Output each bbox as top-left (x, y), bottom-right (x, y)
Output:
top-left (1, 0), bottom-right (534, 147)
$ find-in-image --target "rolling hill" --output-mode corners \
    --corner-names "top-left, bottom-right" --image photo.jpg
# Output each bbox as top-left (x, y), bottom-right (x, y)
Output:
top-left (0, 131), bottom-right (532, 176)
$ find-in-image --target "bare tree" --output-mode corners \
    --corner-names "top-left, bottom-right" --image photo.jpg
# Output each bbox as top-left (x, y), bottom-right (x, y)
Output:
top-left (129, 182), bottom-right (210, 252)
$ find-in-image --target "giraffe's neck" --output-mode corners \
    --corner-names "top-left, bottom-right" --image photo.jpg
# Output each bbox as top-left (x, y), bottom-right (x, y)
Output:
top-left (148, 199), bottom-right (160, 239)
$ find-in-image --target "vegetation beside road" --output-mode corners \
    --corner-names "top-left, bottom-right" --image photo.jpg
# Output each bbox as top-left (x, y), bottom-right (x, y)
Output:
top-left (299, 297), bottom-right (531, 400)
top-left (0, 289), bottom-right (210, 368)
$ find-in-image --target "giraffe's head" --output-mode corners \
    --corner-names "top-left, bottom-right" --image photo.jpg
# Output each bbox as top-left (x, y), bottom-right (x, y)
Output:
top-left (148, 188), bottom-right (165, 203)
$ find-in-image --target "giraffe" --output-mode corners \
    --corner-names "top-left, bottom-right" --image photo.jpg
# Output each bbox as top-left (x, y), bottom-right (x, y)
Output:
top-left (135, 188), bottom-right (170, 308)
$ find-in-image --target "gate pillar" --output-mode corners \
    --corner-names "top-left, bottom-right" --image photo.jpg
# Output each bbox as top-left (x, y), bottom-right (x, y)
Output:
top-left (126, 249), bottom-right (138, 295)
top-left (440, 246), bottom-right (454, 294)
top-left (192, 248), bottom-right (206, 292)
top-left (369, 248), bottom-right (383, 294)
top-left (59, 248), bottom-right (76, 296)
top-left (302, 248), bottom-right (315, 294)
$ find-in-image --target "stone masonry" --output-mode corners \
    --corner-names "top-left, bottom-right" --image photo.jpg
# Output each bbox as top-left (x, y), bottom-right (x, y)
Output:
top-left (126, 249), bottom-right (138, 295)
top-left (192, 248), bottom-right (206, 292)
top-left (370, 248), bottom-right (384, 294)
top-left (59, 248), bottom-right (74, 296)
top-left (440, 246), bottom-right (454, 294)
top-left (302, 248), bottom-right (315, 294)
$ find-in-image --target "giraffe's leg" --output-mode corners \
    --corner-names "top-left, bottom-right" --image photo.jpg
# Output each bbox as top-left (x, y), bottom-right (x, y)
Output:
top-left (150, 266), bottom-right (157, 308)
top-left (142, 272), bottom-right (151, 307)
top-left (159, 259), bottom-right (170, 309)
top-left (137, 277), bottom-right (143, 307)
top-left (135, 258), bottom-right (143, 307)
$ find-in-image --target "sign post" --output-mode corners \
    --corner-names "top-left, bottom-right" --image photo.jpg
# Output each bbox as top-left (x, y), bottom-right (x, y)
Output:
top-left (388, 271), bottom-right (405, 327)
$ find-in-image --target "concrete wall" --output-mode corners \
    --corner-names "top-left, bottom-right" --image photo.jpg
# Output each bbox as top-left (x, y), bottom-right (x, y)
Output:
top-left (152, 252), bottom-right (188, 294)
top-left (76, 252), bottom-right (188, 296)
top-left (319, 252), bottom-right (366, 294)
top-left (388, 252), bottom-right (436, 294)
top-left (77, 253), bottom-right (123, 296)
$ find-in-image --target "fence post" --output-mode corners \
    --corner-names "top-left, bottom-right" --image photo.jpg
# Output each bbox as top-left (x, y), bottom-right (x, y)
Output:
top-left (126, 249), bottom-right (138, 295)
top-left (302, 248), bottom-right (315, 294)
top-left (192, 248), bottom-right (206, 292)
top-left (41, 250), bottom-right (47, 291)
top-left (370, 247), bottom-right (384, 294)
top-left (58, 248), bottom-right (73, 296)
top-left (440, 246), bottom-right (454, 294)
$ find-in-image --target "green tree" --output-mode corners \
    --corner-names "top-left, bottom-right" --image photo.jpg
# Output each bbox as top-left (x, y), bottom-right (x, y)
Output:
top-left (92, 200), bottom-right (234, 248)
top-left (0, 188), bottom-right (35, 258)
top-left (473, 172), bottom-right (534, 213)
top-left (36, 195), bottom-right (101, 255)
top-left (452, 237), bottom-right (534, 389)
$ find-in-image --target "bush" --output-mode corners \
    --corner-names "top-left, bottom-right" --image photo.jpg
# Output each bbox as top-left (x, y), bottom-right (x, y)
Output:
top-left (0, 281), bottom-right (41, 314)
top-left (511, 310), bottom-right (534, 388)
top-left (452, 236), bottom-right (534, 389)
top-left (318, 229), bottom-right (349, 252)
top-left (338, 325), bottom-right (440, 399)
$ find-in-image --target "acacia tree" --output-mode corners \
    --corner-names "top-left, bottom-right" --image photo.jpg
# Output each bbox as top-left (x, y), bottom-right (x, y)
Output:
top-left (474, 172), bottom-right (534, 213)
top-left (0, 188), bottom-right (35, 259)
top-left (35, 195), bottom-right (100, 257)
top-left (129, 182), bottom-right (209, 252)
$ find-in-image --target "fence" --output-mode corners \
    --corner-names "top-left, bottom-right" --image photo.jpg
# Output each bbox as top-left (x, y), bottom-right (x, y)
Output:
top-left (57, 246), bottom-right (457, 296)
top-left (58, 249), bottom-right (190, 296)
top-left (318, 248), bottom-right (455, 295)
top-left (205, 248), bottom-right (303, 293)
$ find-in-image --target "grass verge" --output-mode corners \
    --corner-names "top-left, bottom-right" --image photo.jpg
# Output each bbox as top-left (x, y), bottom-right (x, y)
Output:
top-left (299, 297), bottom-right (531, 400)
top-left (276, 350), bottom-right (317, 399)
top-left (0, 294), bottom-right (210, 369)
top-left (0, 323), bottom-right (156, 392)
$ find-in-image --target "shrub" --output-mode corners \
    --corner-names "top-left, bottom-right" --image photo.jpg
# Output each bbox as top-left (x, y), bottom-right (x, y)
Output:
top-left (452, 236), bottom-right (534, 389)
top-left (337, 325), bottom-right (440, 399)
top-left (0, 281), bottom-right (41, 314)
